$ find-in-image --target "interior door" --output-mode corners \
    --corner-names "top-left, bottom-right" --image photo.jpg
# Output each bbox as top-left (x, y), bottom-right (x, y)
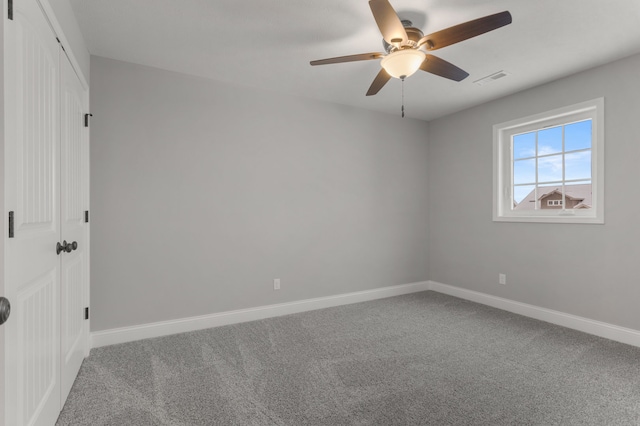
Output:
top-left (59, 52), bottom-right (88, 406)
top-left (4, 0), bottom-right (62, 424)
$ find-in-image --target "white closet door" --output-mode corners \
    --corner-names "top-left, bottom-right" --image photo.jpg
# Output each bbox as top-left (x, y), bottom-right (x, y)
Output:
top-left (4, 0), bottom-right (62, 424)
top-left (59, 52), bottom-right (88, 406)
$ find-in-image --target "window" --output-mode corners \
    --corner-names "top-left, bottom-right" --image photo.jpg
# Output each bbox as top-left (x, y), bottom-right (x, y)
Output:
top-left (493, 98), bottom-right (604, 223)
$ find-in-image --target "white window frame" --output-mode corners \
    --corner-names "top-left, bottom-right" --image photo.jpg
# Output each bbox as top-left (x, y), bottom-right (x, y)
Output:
top-left (547, 200), bottom-right (563, 207)
top-left (493, 98), bottom-right (604, 224)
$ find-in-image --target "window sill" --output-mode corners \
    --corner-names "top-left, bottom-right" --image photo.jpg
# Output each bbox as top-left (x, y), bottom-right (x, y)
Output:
top-left (493, 214), bottom-right (604, 224)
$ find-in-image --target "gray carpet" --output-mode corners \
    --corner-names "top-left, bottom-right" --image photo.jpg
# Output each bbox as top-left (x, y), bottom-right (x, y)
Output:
top-left (56, 291), bottom-right (640, 425)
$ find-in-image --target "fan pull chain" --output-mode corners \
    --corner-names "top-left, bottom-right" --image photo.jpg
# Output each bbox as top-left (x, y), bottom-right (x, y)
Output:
top-left (401, 77), bottom-right (405, 118)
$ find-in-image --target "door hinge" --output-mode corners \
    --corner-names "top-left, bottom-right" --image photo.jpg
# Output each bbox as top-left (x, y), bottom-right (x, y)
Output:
top-left (84, 210), bottom-right (89, 223)
top-left (84, 113), bottom-right (93, 128)
top-left (55, 37), bottom-right (66, 51)
top-left (84, 307), bottom-right (89, 320)
top-left (8, 0), bottom-right (13, 20)
top-left (8, 211), bottom-right (14, 238)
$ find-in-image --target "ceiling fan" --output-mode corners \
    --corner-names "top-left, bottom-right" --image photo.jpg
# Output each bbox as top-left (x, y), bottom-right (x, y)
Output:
top-left (310, 0), bottom-right (512, 96)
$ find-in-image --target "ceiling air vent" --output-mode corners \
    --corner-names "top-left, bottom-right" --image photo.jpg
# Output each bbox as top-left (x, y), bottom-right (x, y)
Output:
top-left (474, 70), bottom-right (510, 86)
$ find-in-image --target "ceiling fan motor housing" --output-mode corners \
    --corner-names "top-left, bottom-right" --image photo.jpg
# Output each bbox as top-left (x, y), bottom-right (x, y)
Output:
top-left (383, 20), bottom-right (424, 53)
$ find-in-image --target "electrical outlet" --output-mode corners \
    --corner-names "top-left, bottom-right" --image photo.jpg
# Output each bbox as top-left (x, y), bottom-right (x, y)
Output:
top-left (499, 273), bottom-right (506, 285)
top-left (273, 278), bottom-right (281, 290)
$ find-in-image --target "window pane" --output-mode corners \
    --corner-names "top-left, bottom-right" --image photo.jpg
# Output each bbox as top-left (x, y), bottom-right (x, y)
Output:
top-left (538, 154), bottom-right (563, 182)
top-left (565, 120), bottom-right (592, 152)
top-left (514, 159), bottom-right (535, 184)
top-left (513, 184), bottom-right (535, 208)
top-left (538, 184), bottom-right (561, 209)
top-left (537, 126), bottom-right (562, 155)
top-left (565, 181), bottom-right (592, 209)
top-left (565, 151), bottom-right (592, 180)
top-left (513, 132), bottom-right (536, 159)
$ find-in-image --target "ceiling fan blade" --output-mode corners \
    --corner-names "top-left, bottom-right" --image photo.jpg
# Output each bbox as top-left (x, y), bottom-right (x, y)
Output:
top-left (420, 55), bottom-right (469, 81)
top-left (418, 11), bottom-right (512, 51)
top-left (310, 52), bottom-right (384, 66)
top-left (366, 68), bottom-right (391, 96)
top-left (369, 0), bottom-right (408, 45)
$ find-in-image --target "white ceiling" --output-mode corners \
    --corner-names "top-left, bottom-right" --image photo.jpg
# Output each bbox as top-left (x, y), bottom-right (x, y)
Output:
top-left (69, 0), bottom-right (640, 121)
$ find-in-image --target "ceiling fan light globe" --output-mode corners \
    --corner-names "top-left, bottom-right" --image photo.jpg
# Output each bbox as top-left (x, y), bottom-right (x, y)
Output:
top-left (381, 49), bottom-right (426, 79)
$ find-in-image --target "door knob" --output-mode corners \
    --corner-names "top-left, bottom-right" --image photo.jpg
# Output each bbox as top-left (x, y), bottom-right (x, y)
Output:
top-left (56, 240), bottom-right (78, 254)
top-left (56, 240), bottom-right (68, 255)
top-left (0, 297), bottom-right (10, 325)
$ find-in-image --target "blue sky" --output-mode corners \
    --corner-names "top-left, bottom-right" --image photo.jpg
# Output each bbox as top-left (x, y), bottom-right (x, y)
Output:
top-left (512, 120), bottom-right (592, 204)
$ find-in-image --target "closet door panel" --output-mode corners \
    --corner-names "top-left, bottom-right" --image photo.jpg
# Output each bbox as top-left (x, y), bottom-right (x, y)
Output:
top-left (4, 0), bottom-right (62, 424)
top-left (59, 52), bottom-right (88, 405)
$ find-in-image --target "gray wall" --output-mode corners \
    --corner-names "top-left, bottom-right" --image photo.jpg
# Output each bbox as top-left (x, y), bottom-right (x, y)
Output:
top-left (428, 53), bottom-right (640, 331)
top-left (90, 57), bottom-right (430, 331)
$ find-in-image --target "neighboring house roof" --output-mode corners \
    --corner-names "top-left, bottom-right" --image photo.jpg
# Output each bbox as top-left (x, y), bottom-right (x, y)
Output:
top-left (537, 188), bottom-right (583, 201)
top-left (573, 203), bottom-right (592, 209)
top-left (514, 183), bottom-right (592, 210)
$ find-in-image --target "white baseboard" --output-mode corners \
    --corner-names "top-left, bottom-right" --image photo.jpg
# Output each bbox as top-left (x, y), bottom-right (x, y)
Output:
top-left (91, 279), bottom-right (640, 349)
top-left (91, 281), bottom-right (430, 348)
top-left (428, 280), bottom-right (640, 348)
